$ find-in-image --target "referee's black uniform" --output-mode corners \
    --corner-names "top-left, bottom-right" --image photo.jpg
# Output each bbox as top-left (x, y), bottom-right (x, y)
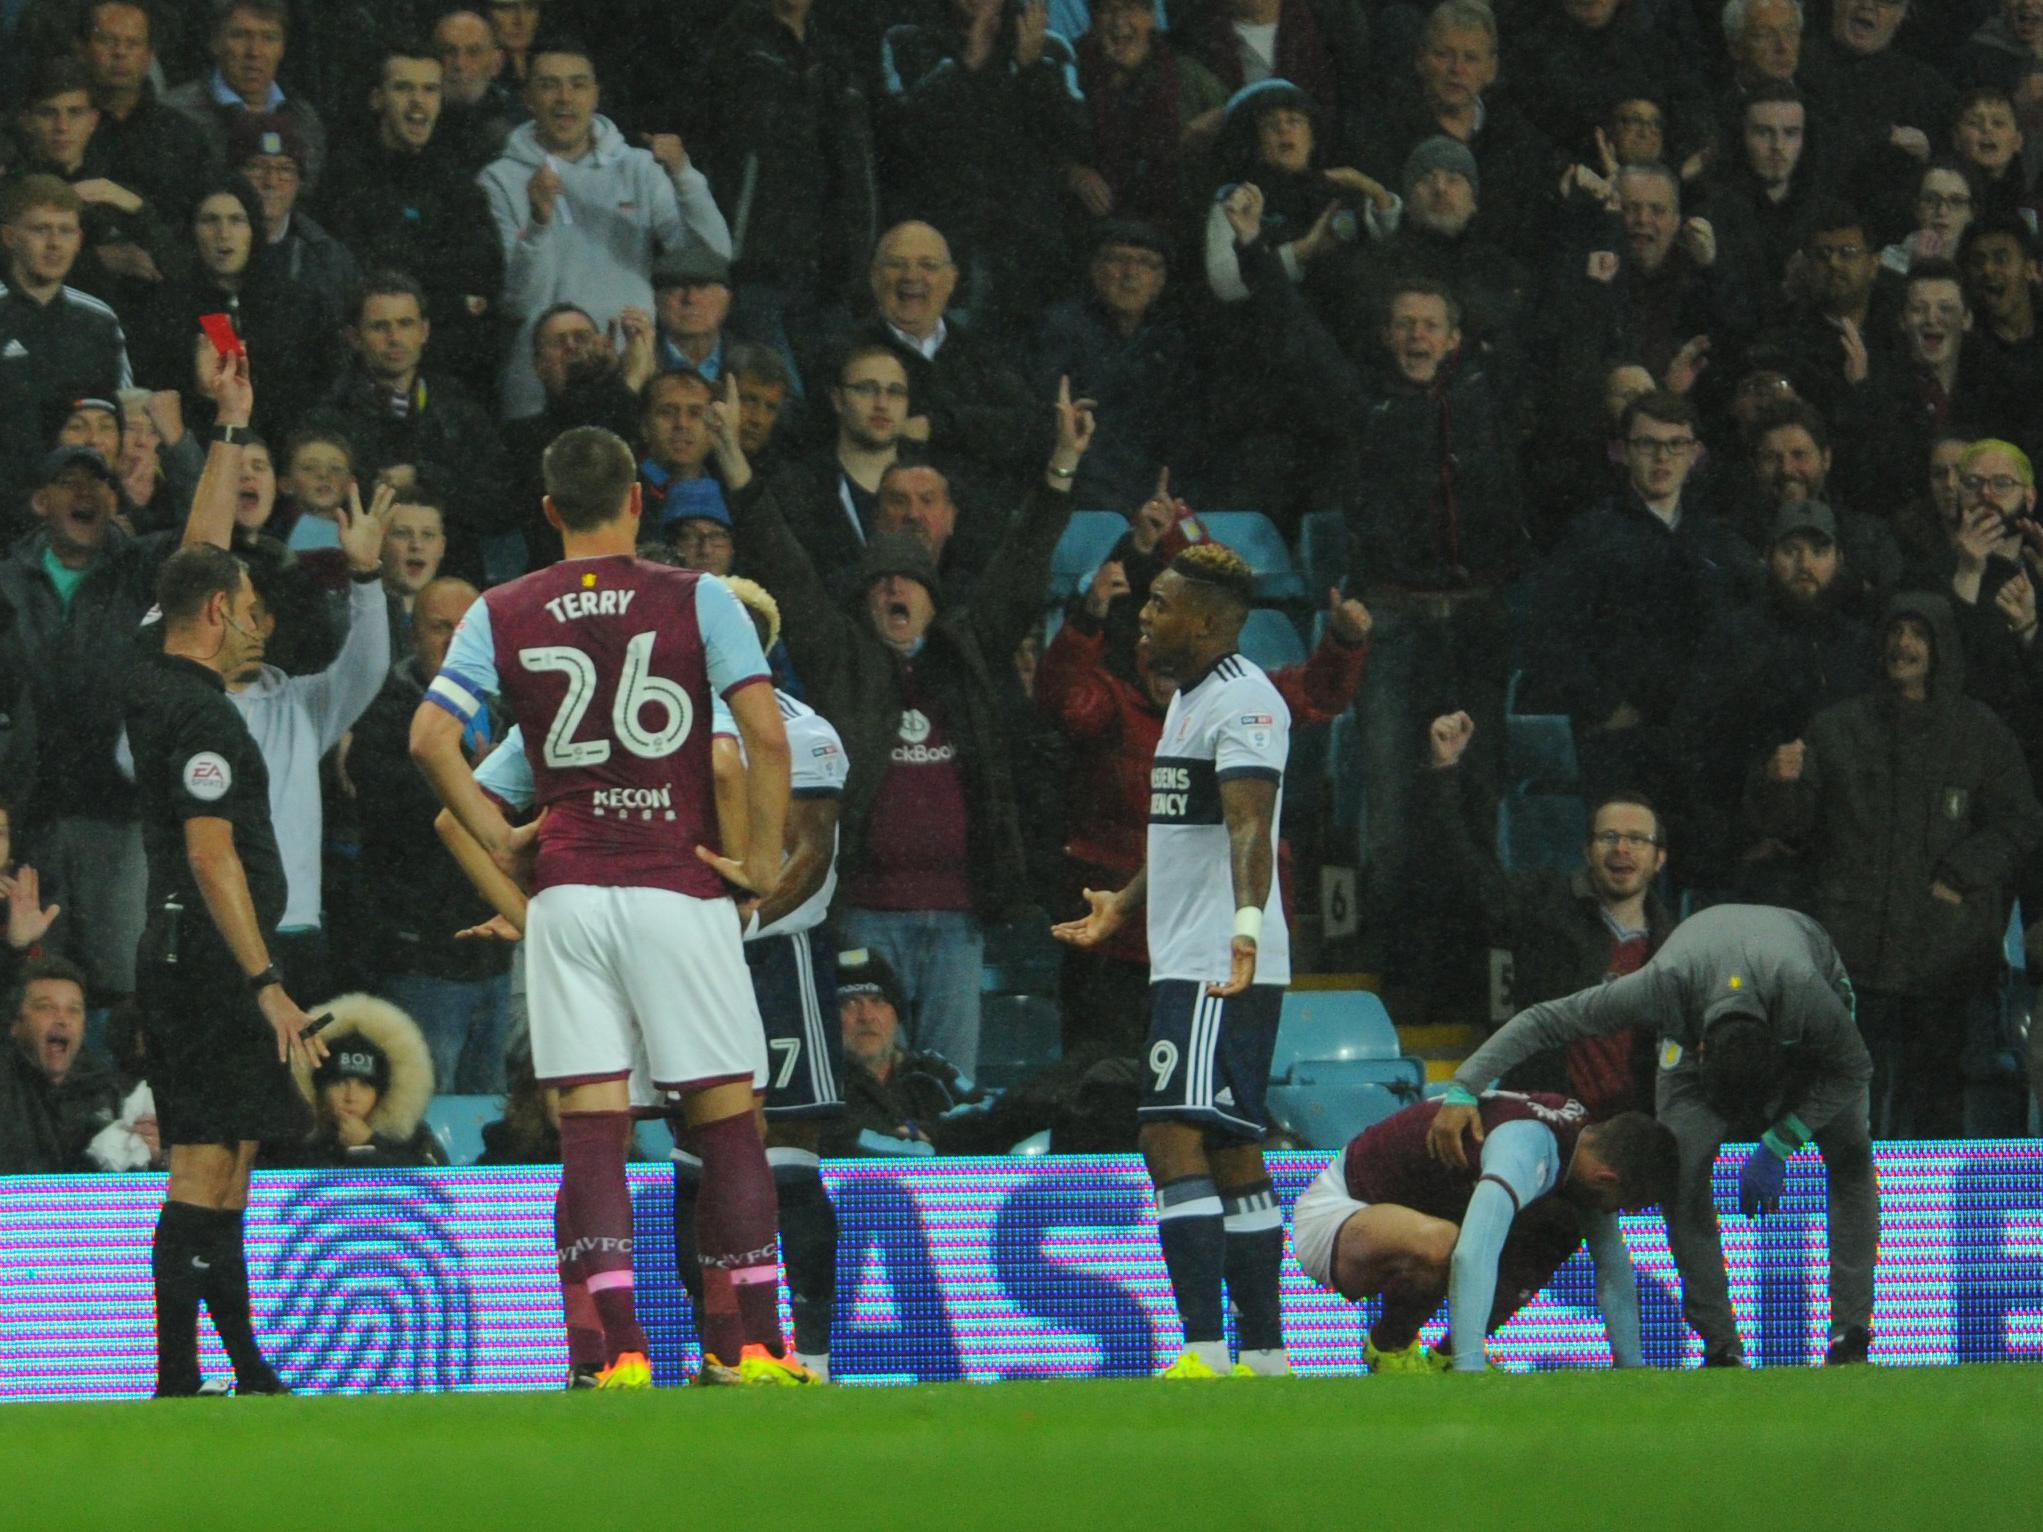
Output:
top-left (127, 649), bottom-right (303, 1146)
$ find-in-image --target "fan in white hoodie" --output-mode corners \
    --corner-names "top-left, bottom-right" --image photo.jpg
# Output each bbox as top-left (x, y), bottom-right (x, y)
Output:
top-left (478, 39), bottom-right (732, 420)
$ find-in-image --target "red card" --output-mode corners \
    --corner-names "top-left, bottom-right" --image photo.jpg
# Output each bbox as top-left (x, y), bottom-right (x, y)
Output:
top-left (198, 312), bottom-right (246, 359)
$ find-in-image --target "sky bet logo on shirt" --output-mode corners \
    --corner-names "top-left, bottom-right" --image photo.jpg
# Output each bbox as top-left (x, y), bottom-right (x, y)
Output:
top-left (1240, 713), bottom-right (1274, 752)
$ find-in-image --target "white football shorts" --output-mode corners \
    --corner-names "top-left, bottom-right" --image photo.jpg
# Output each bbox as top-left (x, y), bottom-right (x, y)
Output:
top-left (525, 884), bottom-right (767, 1093)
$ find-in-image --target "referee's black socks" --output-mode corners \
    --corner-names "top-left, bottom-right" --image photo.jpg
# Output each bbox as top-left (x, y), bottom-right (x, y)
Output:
top-left (151, 1202), bottom-right (284, 1396)
top-left (151, 1201), bottom-right (211, 1396)
top-left (199, 1208), bottom-right (284, 1391)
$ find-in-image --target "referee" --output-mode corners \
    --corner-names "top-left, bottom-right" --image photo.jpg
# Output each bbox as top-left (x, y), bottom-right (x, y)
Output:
top-left (128, 543), bottom-right (329, 1398)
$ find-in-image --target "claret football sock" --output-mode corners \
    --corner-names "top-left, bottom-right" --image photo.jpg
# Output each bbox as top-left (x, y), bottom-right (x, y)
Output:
top-left (151, 1200), bottom-right (211, 1395)
top-left (554, 1190), bottom-right (606, 1370)
top-left (1221, 1179), bottom-right (1286, 1358)
top-left (768, 1148), bottom-right (838, 1362)
top-left (1156, 1175), bottom-right (1227, 1361)
top-left (559, 1111), bottom-right (648, 1363)
top-left (692, 1112), bottom-right (785, 1359)
top-left (199, 1208), bottom-right (281, 1390)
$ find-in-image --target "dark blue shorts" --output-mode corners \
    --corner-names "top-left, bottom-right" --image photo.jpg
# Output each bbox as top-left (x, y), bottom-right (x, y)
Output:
top-left (1140, 980), bottom-right (1283, 1139)
top-left (746, 928), bottom-right (842, 1119)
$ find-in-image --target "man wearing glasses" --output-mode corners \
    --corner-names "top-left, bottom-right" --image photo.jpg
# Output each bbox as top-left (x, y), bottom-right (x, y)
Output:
top-left (1421, 711), bottom-right (1676, 1118)
top-left (1426, 902), bottom-right (1882, 1368)
top-left (1528, 390), bottom-right (1754, 810)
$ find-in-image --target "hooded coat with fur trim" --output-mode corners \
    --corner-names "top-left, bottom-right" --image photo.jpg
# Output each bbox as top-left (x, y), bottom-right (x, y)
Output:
top-left (279, 993), bottom-right (446, 1168)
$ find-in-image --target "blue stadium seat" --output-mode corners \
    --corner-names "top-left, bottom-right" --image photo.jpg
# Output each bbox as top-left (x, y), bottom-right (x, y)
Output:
top-left (1325, 712), bottom-right (1366, 841)
top-left (1297, 511), bottom-right (1348, 595)
top-left (1504, 669), bottom-right (1579, 786)
top-left (977, 994), bottom-right (1062, 1091)
top-left (1268, 1063), bottom-right (1421, 1148)
top-left (2006, 899), bottom-right (2025, 972)
top-left (425, 1094), bottom-right (499, 1166)
top-left (1050, 512), bottom-right (1129, 599)
top-left (1202, 511), bottom-right (1308, 600)
top-left (1496, 784), bottom-right (1587, 875)
top-left (1274, 989), bottom-right (1402, 1068)
top-left (1239, 608), bottom-right (1307, 670)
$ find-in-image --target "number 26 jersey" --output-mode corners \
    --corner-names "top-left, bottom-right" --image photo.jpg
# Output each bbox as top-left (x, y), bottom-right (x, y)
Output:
top-left (426, 554), bottom-right (772, 899)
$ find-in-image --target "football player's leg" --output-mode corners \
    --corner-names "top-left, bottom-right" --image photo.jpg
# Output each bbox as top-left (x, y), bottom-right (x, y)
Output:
top-left (1210, 991), bottom-right (1288, 1373)
top-left (555, 1188), bottom-right (606, 1383)
top-left (155, 1143), bottom-right (236, 1397)
top-left (760, 933), bottom-right (841, 1376)
top-left (531, 888), bottom-right (647, 1367)
top-left (1139, 982), bottom-right (1231, 1373)
top-left (199, 1141), bottom-right (286, 1392)
top-left (1331, 1204), bottom-right (1458, 1351)
top-left (684, 1082), bottom-right (784, 1363)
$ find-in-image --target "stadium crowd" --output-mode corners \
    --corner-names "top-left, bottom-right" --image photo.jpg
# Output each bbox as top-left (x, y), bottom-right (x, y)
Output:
top-left (8, 0), bottom-right (2043, 1177)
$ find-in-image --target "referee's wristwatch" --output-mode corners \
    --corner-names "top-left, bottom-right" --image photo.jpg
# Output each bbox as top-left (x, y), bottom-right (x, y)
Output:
top-left (246, 965), bottom-right (282, 993)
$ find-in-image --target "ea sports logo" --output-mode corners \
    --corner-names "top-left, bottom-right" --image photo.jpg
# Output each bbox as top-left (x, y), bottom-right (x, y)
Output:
top-left (182, 752), bottom-right (232, 801)
top-left (898, 709), bottom-right (931, 745)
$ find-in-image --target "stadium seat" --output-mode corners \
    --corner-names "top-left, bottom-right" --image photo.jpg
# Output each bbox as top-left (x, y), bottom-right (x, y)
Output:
top-left (977, 994), bottom-right (1062, 1091)
top-left (424, 1094), bottom-right (498, 1166)
top-left (1325, 712), bottom-right (1366, 842)
top-left (1274, 990), bottom-right (1402, 1068)
top-left (1503, 670), bottom-right (1579, 786)
top-left (1049, 511), bottom-right (1129, 600)
top-left (1239, 608), bottom-right (1307, 670)
top-left (1297, 510), bottom-right (1348, 595)
top-left (1496, 784), bottom-right (1587, 876)
top-left (980, 919), bottom-right (1063, 997)
top-left (1202, 511), bottom-right (1308, 600)
top-left (1267, 1059), bottom-right (1423, 1148)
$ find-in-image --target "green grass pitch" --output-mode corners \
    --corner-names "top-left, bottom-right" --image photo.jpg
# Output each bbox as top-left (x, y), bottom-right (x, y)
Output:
top-left (7, 1367), bottom-right (2040, 1530)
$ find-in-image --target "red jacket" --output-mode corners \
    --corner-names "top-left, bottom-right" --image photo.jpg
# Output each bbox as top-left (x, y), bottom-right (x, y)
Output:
top-left (1036, 614), bottom-right (1369, 961)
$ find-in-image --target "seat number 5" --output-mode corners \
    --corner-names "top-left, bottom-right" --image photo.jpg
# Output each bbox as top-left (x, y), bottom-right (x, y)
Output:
top-left (520, 632), bottom-right (693, 767)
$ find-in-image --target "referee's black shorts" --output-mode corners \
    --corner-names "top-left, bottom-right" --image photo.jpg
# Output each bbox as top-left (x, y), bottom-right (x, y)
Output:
top-left (138, 914), bottom-right (306, 1148)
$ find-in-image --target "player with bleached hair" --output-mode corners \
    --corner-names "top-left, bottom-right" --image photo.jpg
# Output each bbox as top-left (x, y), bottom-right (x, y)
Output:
top-left (1055, 541), bottom-right (1295, 1379)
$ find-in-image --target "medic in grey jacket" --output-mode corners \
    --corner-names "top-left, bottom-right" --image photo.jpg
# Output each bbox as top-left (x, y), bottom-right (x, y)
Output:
top-left (1426, 903), bottom-right (1880, 1366)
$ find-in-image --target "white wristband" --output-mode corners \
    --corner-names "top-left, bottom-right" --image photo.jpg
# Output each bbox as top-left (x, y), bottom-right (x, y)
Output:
top-left (1233, 906), bottom-right (1263, 944)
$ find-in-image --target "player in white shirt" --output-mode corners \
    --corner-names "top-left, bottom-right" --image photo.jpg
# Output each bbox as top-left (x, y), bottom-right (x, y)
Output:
top-left (1054, 542), bottom-right (1298, 1380)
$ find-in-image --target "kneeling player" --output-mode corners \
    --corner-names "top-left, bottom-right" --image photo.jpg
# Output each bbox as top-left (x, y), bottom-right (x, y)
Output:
top-left (1291, 1092), bottom-right (1677, 1372)
top-left (670, 577), bottom-right (847, 1380)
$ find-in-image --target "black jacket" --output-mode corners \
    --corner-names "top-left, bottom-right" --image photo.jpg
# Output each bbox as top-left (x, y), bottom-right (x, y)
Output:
top-left (315, 135), bottom-right (505, 389)
top-left (0, 525), bottom-right (174, 822)
top-left (731, 475), bottom-right (1075, 922)
top-left (681, 1), bottom-right (878, 297)
top-left (1239, 239), bottom-right (1528, 590)
top-left (306, 368), bottom-right (514, 548)
top-left (0, 1043), bottom-right (123, 1173)
top-left (1748, 592), bottom-right (2043, 992)
top-left (1529, 492), bottom-right (1757, 728)
top-left (131, 267), bottom-right (338, 438)
top-left (348, 658), bottom-right (511, 984)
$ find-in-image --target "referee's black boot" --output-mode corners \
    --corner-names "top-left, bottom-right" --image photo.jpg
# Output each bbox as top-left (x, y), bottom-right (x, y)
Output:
top-left (1824, 1326), bottom-right (1872, 1366)
top-left (234, 1362), bottom-right (292, 1395)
